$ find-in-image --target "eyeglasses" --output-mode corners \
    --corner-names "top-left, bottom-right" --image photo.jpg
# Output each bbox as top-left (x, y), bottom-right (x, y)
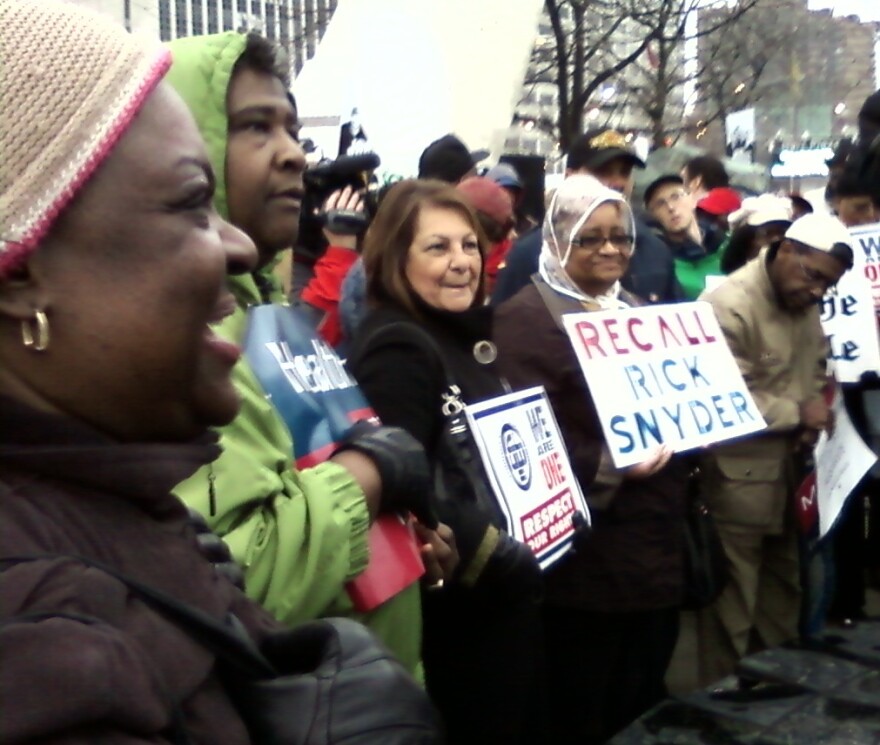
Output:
top-left (650, 190), bottom-right (688, 212)
top-left (795, 253), bottom-right (836, 293)
top-left (570, 233), bottom-right (635, 252)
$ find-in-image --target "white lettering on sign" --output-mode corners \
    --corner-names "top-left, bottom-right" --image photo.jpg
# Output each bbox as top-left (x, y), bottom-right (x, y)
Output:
top-left (265, 338), bottom-right (357, 394)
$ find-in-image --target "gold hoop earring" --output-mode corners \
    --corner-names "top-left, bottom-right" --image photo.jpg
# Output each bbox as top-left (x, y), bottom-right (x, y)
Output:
top-left (21, 310), bottom-right (50, 352)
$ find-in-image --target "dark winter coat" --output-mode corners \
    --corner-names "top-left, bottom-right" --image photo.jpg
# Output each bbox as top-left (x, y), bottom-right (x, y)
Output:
top-left (348, 300), bottom-right (545, 745)
top-left (0, 396), bottom-right (275, 744)
top-left (494, 282), bottom-right (688, 612)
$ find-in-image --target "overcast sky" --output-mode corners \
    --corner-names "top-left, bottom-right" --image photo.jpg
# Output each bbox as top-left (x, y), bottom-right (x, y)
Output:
top-left (808, 0), bottom-right (880, 22)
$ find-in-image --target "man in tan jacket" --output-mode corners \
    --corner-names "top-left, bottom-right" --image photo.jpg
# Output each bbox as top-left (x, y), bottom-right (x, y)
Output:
top-left (696, 213), bottom-right (854, 685)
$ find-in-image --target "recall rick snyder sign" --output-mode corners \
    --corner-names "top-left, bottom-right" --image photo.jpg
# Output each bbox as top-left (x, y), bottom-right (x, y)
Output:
top-left (562, 302), bottom-right (766, 468)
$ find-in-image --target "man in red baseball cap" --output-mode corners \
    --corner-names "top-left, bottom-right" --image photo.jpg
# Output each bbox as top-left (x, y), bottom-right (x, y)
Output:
top-left (698, 186), bottom-right (742, 231)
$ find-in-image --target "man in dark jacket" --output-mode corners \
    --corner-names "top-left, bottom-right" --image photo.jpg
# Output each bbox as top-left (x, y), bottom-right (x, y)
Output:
top-left (492, 128), bottom-right (684, 305)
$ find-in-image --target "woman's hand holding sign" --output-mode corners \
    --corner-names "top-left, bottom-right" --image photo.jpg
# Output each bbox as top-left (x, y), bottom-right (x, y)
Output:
top-left (416, 522), bottom-right (459, 589)
top-left (623, 444), bottom-right (673, 480)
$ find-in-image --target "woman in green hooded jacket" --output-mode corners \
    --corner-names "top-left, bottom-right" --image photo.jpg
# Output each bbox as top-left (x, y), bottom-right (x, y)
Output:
top-left (167, 31), bottom-right (452, 677)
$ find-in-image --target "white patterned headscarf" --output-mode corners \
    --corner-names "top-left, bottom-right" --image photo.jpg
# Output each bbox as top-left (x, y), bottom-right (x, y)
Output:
top-left (539, 174), bottom-right (636, 309)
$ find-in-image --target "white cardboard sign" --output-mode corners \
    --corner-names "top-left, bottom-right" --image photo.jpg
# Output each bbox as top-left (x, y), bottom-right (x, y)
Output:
top-left (562, 302), bottom-right (766, 468)
top-left (819, 223), bottom-right (880, 382)
top-left (815, 388), bottom-right (878, 538)
top-left (851, 223), bottom-right (880, 313)
top-left (465, 387), bottom-right (590, 569)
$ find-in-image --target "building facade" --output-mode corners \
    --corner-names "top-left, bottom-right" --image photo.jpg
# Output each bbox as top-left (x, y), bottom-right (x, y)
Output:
top-left (695, 0), bottom-right (878, 162)
top-left (70, 0), bottom-right (336, 74)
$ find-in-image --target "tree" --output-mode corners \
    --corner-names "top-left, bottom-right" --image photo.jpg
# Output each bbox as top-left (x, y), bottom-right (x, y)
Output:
top-left (522, 0), bottom-right (763, 151)
top-left (693, 0), bottom-right (796, 148)
top-left (617, 0), bottom-right (764, 149)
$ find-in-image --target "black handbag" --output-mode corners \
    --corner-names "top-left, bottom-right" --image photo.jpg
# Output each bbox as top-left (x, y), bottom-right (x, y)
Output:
top-left (355, 321), bottom-right (508, 533)
top-left (680, 470), bottom-right (730, 610)
top-left (0, 554), bottom-right (441, 745)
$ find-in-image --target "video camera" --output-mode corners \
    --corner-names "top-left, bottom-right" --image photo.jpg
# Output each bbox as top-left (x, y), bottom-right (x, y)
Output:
top-left (297, 152), bottom-right (381, 264)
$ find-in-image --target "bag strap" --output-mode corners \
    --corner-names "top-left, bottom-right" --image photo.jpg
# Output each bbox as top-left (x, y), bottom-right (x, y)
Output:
top-left (0, 554), bottom-right (274, 679)
top-left (531, 273), bottom-right (573, 333)
top-left (355, 321), bottom-right (505, 526)
top-left (356, 319), bottom-right (474, 446)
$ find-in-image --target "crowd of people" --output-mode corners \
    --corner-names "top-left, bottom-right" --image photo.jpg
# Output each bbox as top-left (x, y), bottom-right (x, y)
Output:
top-left (2, 1), bottom-right (879, 743)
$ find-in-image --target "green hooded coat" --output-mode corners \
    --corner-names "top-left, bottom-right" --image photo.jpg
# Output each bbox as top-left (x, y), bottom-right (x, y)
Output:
top-left (165, 32), bottom-right (421, 675)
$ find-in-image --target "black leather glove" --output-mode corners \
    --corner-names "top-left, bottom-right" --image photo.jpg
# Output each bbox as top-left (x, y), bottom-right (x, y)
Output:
top-left (568, 510), bottom-right (592, 554)
top-left (336, 421), bottom-right (439, 529)
top-left (187, 508), bottom-right (246, 590)
top-left (478, 531), bottom-right (543, 604)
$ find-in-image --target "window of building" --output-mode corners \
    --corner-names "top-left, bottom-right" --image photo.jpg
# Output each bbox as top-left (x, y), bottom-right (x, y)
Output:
top-left (207, 0), bottom-right (219, 32)
top-left (192, 0), bottom-right (204, 34)
top-left (159, 0), bottom-right (172, 40)
top-left (175, 0), bottom-right (188, 37)
top-left (278, 0), bottom-right (290, 46)
top-left (266, 2), bottom-right (276, 39)
top-left (222, 0), bottom-right (233, 30)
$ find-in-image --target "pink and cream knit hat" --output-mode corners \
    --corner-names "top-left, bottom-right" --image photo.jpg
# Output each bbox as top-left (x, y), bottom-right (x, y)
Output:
top-left (0, 0), bottom-right (171, 278)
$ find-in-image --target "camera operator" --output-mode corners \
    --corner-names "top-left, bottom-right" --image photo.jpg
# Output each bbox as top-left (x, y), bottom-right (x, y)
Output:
top-left (291, 152), bottom-right (379, 295)
top-left (293, 153), bottom-right (378, 347)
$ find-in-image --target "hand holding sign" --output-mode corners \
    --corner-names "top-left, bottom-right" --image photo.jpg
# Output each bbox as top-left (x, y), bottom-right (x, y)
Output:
top-left (624, 445), bottom-right (673, 480)
top-left (414, 522), bottom-right (459, 587)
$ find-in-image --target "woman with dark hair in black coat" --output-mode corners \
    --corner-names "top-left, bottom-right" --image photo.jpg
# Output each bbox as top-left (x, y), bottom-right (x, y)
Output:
top-left (348, 178), bottom-right (545, 745)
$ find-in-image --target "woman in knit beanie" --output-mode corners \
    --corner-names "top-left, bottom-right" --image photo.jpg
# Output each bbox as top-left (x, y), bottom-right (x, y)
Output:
top-left (0, 1), bottom-right (279, 741)
top-left (0, 3), bottom-right (420, 744)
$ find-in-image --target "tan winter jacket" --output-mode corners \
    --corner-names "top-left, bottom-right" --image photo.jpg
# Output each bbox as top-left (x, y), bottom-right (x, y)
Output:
top-left (698, 252), bottom-right (827, 532)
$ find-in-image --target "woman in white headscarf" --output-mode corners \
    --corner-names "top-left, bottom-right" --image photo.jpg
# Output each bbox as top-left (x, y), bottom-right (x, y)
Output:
top-left (494, 174), bottom-right (688, 745)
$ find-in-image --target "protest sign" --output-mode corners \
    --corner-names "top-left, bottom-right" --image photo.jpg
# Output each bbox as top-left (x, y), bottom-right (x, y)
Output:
top-left (815, 388), bottom-right (878, 538)
top-left (562, 302), bottom-right (766, 469)
top-left (465, 387), bottom-right (590, 569)
top-left (245, 305), bottom-right (423, 610)
top-left (851, 222), bottom-right (880, 313)
top-left (818, 223), bottom-right (880, 382)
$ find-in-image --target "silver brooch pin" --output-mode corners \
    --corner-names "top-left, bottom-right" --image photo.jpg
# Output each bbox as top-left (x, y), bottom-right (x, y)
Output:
top-left (473, 340), bottom-right (497, 365)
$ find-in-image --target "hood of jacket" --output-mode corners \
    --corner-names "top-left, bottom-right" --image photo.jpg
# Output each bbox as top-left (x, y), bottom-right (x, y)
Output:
top-left (165, 32), bottom-right (285, 313)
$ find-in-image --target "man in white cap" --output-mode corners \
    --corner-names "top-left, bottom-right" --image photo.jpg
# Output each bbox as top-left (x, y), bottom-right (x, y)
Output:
top-left (696, 213), bottom-right (854, 685)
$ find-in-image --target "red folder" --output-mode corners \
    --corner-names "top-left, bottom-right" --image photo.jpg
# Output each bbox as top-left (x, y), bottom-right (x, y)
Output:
top-left (346, 515), bottom-right (425, 612)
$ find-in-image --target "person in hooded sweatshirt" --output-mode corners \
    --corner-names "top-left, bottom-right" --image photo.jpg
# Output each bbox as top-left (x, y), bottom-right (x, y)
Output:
top-left (167, 32), bottom-right (457, 677)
